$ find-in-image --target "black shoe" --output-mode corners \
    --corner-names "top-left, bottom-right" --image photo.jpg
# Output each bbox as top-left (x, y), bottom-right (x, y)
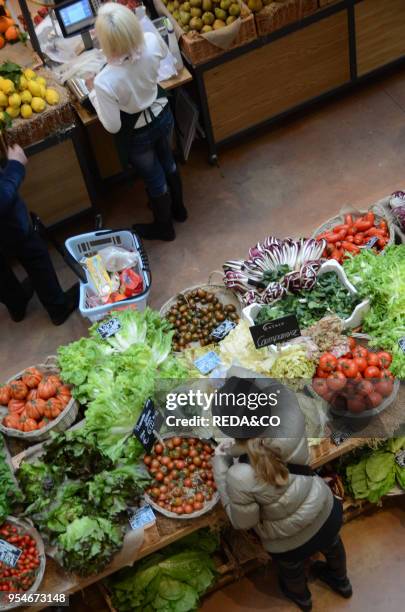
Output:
top-left (279, 578), bottom-right (312, 611)
top-left (167, 169), bottom-right (188, 222)
top-left (133, 192), bottom-right (175, 241)
top-left (311, 561), bottom-right (353, 598)
top-left (7, 278), bottom-right (34, 322)
top-left (49, 283), bottom-right (79, 326)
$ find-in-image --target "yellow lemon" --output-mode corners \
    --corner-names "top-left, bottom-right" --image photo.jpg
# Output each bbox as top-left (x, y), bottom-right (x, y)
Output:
top-left (24, 68), bottom-right (37, 80)
top-left (6, 106), bottom-right (20, 118)
top-left (0, 79), bottom-right (15, 95)
top-left (37, 76), bottom-right (47, 87)
top-left (19, 75), bottom-right (28, 91)
top-left (45, 88), bottom-right (60, 106)
top-left (20, 90), bottom-right (32, 104)
top-left (28, 80), bottom-right (41, 97)
top-left (31, 97), bottom-right (46, 113)
top-left (0, 111), bottom-right (7, 122)
top-left (0, 92), bottom-right (8, 107)
top-left (39, 84), bottom-right (46, 99)
top-left (20, 104), bottom-right (33, 119)
top-left (8, 93), bottom-right (21, 108)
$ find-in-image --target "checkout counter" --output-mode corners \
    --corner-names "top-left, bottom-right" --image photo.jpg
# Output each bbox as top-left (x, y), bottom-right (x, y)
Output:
top-left (9, 0), bottom-right (192, 225)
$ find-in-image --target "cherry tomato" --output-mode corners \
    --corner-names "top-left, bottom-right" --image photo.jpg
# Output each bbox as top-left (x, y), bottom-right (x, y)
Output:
top-left (172, 436), bottom-right (182, 447)
top-left (163, 476), bottom-right (171, 485)
top-left (189, 449), bottom-right (198, 458)
top-left (319, 353), bottom-right (338, 372)
top-left (143, 455), bottom-right (152, 465)
top-left (374, 380), bottom-right (394, 397)
top-left (161, 456), bottom-right (170, 466)
top-left (184, 478), bottom-right (193, 488)
top-left (166, 440), bottom-right (174, 450)
top-left (175, 460), bottom-right (185, 470)
top-left (367, 392), bottom-right (383, 408)
top-left (353, 345), bottom-right (368, 359)
top-left (193, 456), bottom-right (202, 467)
top-left (184, 504), bottom-right (194, 514)
top-left (338, 359), bottom-right (358, 378)
top-left (367, 353), bottom-right (382, 368)
top-left (155, 471), bottom-right (164, 482)
top-left (170, 469), bottom-right (179, 480)
top-left (193, 501), bottom-right (203, 511)
top-left (364, 366), bottom-right (381, 379)
top-left (326, 371), bottom-right (347, 391)
top-left (151, 459), bottom-right (160, 469)
top-left (377, 352), bottom-right (392, 369)
top-left (195, 492), bottom-right (204, 502)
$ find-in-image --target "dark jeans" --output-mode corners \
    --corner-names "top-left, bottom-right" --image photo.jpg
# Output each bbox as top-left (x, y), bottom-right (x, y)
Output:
top-left (129, 104), bottom-right (176, 198)
top-left (0, 228), bottom-right (65, 315)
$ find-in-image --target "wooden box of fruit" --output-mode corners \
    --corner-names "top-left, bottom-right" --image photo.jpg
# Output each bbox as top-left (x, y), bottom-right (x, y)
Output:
top-left (154, 0), bottom-right (257, 65)
top-left (0, 63), bottom-right (74, 148)
top-left (0, 356), bottom-right (79, 442)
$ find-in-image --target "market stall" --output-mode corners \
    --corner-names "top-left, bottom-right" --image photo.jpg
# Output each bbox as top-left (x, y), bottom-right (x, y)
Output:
top-left (152, 0), bottom-right (405, 163)
top-left (0, 188), bottom-right (404, 610)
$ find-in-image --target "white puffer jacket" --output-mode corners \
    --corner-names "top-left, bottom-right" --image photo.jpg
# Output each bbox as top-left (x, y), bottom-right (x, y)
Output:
top-left (213, 411), bottom-right (333, 554)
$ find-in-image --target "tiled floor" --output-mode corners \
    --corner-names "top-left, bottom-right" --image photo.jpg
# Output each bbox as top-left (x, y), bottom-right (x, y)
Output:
top-left (2, 65), bottom-right (405, 610)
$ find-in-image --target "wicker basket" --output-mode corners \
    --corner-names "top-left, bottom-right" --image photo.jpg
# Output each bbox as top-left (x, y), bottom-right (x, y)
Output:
top-left (255, 0), bottom-right (301, 36)
top-left (0, 356), bottom-right (79, 443)
top-left (311, 205), bottom-right (396, 248)
top-left (301, 0), bottom-right (318, 17)
top-left (0, 516), bottom-right (46, 610)
top-left (374, 195), bottom-right (405, 244)
top-left (154, 0), bottom-right (257, 66)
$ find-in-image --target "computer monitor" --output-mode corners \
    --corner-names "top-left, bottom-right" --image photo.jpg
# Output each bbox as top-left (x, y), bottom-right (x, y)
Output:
top-left (54, 0), bottom-right (96, 39)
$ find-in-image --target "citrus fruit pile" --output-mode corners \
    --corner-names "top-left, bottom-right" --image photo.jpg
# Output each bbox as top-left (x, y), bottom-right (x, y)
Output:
top-left (0, 67), bottom-right (60, 123)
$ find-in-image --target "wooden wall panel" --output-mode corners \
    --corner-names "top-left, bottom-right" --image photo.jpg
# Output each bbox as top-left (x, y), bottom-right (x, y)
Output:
top-left (86, 123), bottom-right (123, 180)
top-left (356, 0), bottom-right (405, 76)
top-left (20, 140), bottom-right (90, 226)
top-left (203, 11), bottom-right (350, 142)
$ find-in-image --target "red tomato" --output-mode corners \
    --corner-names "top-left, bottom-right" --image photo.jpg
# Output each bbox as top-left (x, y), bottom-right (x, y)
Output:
top-left (377, 352), bottom-right (392, 369)
top-left (347, 396), bottom-right (367, 413)
top-left (374, 380), bottom-right (394, 397)
top-left (161, 456), bottom-right (170, 466)
top-left (155, 471), bottom-right (164, 482)
top-left (189, 448), bottom-right (198, 458)
top-left (364, 366), bottom-right (381, 379)
top-left (194, 492), bottom-right (205, 502)
top-left (348, 337), bottom-right (357, 351)
top-left (326, 371), bottom-right (347, 391)
top-left (184, 478), bottom-right (193, 488)
top-left (172, 436), bottom-right (182, 447)
top-left (312, 379), bottom-right (329, 397)
top-left (353, 357), bottom-right (367, 372)
top-left (193, 501), bottom-right (203, 511)
top-left (338, 359), bottom-right (358, 378)
top-left (357, 380), bottom-right (374, 397)
top-left (184, 504), bottom-right (194, 514)
top-left (154, 443), bottom-right (163, 455)
top-left (367, 392), bottom-right (383, 408)
top-left (315, 367), bottom-right (329, 379)
top-left (143, 455), bottom-right (152, 466)
top-left (367, 353), bottom-right (382, 368)
top-left (319, 353), bottom-right (338, 373)
top-left (380, 369), bottom-right (394, 381)
top-left (353, 345), bottom-right (368, 359)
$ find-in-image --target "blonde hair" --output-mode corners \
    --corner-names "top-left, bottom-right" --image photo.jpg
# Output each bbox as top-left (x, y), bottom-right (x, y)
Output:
top-left (244, 438), bottom-right (289, 487)
top-left (95, 3), bottom-right (144, 60)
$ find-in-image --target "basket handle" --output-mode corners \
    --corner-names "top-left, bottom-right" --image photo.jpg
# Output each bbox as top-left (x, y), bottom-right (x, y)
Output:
top-left (44, 355), bottom-right (58, 368)
top-left (208, 270), bottom-right (224, 285)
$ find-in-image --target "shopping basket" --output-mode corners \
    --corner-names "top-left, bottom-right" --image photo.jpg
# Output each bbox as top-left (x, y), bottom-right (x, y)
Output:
top-left (65, 229), bottom-right (152, 322)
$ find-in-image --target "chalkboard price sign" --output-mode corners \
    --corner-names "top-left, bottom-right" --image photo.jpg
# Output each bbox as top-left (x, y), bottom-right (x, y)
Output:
top-left (133, 399), bottom-right (163, 452)
top-left (250, 314), bottom-right (301, 349)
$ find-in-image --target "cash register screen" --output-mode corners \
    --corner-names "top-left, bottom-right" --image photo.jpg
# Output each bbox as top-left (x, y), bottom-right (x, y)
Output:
top-left (55, 0), bottom-right (96, 37)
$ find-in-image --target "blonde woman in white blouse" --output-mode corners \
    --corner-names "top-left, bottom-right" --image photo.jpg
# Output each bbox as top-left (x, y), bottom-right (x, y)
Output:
top-left (89, 3), bottom-right (187, 241)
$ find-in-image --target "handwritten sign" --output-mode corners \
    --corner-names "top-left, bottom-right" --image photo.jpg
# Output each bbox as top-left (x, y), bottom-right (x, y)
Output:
top-left (249, 314), bottom-right (301, 349)
top-left (0, 539), bottom-right (22, 568)
top-left (362, 236), bottom-right (378, 249)
top-left (398, 337), bottom-right (405, 354)
top-left (211, 319), bottom-right (236, 341)
top-left (133, 399), bottom-right (163, 452)
top-left (97, 318), bottom-right (121, 339)
top-left (395, 449), bottom-right (405, 468)
top-left (129, 505), bottom-right (156, 530)
top-left (194, 351), bottom-right (222, 375)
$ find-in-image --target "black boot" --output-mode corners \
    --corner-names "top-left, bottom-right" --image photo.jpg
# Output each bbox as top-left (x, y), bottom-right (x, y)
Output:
top-left (279, 578), bottom-right (312, 611)
top-left (166, 168), bottom-right (188, 222)
top-left (133, 192), bottom-right (175, 241)
top-left (7, 278), bottom-right (34, 322)
top-left (48, 283), bottom-right (80, 326)
top-left (311, 561), bottom-right (353, 598)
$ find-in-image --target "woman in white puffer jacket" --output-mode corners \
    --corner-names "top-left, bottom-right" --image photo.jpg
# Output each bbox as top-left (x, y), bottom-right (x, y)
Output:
top-left (213, 410), bottom-right (352, 611)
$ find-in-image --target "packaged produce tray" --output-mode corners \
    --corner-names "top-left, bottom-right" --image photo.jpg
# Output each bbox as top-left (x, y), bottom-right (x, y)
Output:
top-left (242, 259), bottom-right (370, 330)
top-left (65, 229), bottom-right (151, 323)
top-left (153, 0), bottom-right (257, 66)
top-left (0, 356), bottom-right (78, 443)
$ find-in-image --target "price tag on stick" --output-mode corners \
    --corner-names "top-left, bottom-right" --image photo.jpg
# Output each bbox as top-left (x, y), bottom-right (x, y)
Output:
top-left (249, 314), bottom-right (301, 349)
top-left (97, 317), bottom-right (121, 339)
top-left (0, 539), bottom-right (22, 568)
top-left (398, 337), bottom-right (405, 354)
top-left (211, 319), bottom-right (236, 341)
top-left (129, 505), bottom-right (156, 530)
top-left (133, 399), bottom-right (163, 452)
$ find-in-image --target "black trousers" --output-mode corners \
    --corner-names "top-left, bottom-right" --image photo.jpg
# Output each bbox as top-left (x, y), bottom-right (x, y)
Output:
top-left (0, 228), bottom-right (65, 315)
top-left (275, 534), bottom-right (348, 598)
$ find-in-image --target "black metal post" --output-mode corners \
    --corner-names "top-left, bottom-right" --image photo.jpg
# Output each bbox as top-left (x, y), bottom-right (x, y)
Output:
top-left (18, 0), bottom-right (45, 62)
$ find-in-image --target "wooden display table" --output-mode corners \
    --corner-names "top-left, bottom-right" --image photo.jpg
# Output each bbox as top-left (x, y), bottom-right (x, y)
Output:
top-left (185, 0), bottom-right (405, 163)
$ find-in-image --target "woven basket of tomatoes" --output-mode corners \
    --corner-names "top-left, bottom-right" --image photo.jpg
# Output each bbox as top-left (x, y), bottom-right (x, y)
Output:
top-left (312, 209), bottom-right (395, 265)
top-left (0, 516), bottom-right (46, 610)
top-left (0, 356), bottom-right (79, 442)
top-left (143, 435), bottom-right (219, 519)
top-left (310, 337), bottom-right (399, 418)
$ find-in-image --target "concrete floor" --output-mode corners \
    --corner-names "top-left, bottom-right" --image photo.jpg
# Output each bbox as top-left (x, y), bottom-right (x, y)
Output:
top-left (1, 66), bottom-right (405, 610)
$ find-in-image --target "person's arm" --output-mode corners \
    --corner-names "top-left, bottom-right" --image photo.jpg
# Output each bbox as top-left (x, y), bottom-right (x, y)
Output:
top-left (89, 80), bottom-right (122, 134)
top-left (0, 146), bottom-right (27, 216)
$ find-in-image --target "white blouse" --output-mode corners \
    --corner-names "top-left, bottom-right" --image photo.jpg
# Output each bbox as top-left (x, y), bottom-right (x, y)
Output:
top-left (89, 32), bottom-right (169, 133)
